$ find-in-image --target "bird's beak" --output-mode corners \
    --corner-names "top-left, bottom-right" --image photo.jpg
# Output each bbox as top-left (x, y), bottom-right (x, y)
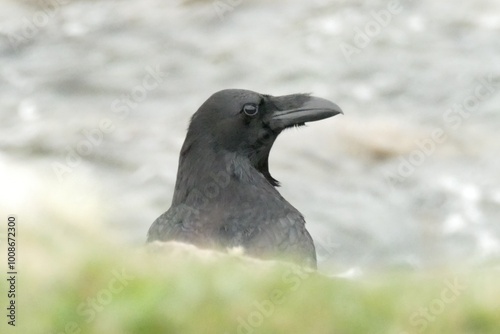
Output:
top-left (269, 96), bottom-right (343, 131)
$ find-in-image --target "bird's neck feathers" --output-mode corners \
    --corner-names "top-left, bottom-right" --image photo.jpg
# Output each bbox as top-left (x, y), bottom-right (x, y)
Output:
top-left (172, 138), bottom-right (280, 206)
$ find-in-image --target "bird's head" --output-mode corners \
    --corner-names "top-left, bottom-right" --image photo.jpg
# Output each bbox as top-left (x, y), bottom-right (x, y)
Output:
top-left (185, 89), bottom-right (343, 186)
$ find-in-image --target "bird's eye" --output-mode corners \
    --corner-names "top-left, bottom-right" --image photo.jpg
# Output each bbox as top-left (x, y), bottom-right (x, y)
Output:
top-left (242, 103), bottom-right (258, 116)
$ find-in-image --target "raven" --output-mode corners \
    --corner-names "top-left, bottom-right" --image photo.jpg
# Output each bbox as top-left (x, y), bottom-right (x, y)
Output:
top-left (147, 89), bottom-right (342, 268)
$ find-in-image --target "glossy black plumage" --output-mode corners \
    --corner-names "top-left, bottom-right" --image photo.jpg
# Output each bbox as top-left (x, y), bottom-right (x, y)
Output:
top-left (147, 89), bottom-right (342, 268)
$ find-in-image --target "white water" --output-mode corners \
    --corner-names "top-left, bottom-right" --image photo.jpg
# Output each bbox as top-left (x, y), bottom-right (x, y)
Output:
top-left (1, 0), bottom-right (499, 273)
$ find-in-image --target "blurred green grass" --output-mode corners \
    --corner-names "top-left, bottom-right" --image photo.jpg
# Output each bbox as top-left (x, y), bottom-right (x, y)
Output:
top-left (2, 220), bottom-right (500, 334)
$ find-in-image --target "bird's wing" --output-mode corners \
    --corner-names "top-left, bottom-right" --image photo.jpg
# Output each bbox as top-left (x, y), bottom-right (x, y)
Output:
top-left (146, 204), bottom-right (205, 243)
top-left (246, 213), bottom-right (317, 268)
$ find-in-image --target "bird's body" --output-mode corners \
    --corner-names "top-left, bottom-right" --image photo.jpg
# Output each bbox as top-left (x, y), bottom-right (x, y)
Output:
top-left (147, 89), bottom-right (342, 268)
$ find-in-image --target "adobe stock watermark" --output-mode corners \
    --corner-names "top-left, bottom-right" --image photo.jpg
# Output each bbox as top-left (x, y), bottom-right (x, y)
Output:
top-left (51, 65), bottom-right (166, 183)
top-left (226, 264), bottom-right (312, 334)
top-left (399, 277), bottom-right (466, 333)
top-left (212, 0), bottom-right (244, 20)
top-left (54, 268), bottom-right (135, 334)
top-left (339, 0), bottom-right (403, 62)
top-left (384, 75), bottom-right (497, 188)
top-left (314, 234), bottom-right (339, 260)
top-left (1, 0), bottom-right (69, 50)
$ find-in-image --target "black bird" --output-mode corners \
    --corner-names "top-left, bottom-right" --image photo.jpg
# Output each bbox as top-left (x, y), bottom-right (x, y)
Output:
top-left (147, 89), bottom-right (342, 268)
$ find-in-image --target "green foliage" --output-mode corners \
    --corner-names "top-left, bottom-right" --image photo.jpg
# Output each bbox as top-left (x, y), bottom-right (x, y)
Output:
top-left (2, 228), bottom-right (500, 334)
